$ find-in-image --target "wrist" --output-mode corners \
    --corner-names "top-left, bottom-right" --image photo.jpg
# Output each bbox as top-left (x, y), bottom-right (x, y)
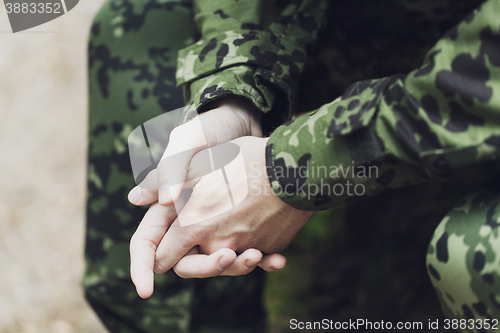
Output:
top-left (201, 96), bottom-right (263, 137)
top-left (258, 137), bottom-right (314, 219)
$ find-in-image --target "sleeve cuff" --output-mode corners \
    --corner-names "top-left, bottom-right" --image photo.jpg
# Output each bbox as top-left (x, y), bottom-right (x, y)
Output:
top-left (265, 108), bottom-right (355, 211)
top-left (177, 30), bottom-right (309, 126)
top-left (264, 76), bottom-right (434, 211)
top-left (176, 30), bottom-right (306, 88)
top-left (187, 65), bottom-right (276, 114)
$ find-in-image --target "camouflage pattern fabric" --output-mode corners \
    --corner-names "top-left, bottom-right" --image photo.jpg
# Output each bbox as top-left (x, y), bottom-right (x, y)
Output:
top-left (177, 0), bottom-right (329, 133)
top-left (261, 0), bottom-right (500, 330)
top-left (427, 174), bottom-right (500, 331)
top-left (84, 1), bottom-right (266, 332)
top-left (174, 0), bottom-right (500, 330)
top-left (266, 0), bottom-right (500, 211)
top-left (84, 0), bottom-right (500, 332)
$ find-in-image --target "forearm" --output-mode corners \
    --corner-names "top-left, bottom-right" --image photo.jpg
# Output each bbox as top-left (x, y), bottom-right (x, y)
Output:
top-left (176, 0), bottom-right (329, 132)
top-left (266, 0), bottom-right (500, 211)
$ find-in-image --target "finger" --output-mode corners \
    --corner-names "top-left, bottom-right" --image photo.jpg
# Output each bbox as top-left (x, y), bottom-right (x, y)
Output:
top-left (183, 147), bottom-right (215, 186)
top-left (128, 163), bottom-right (204, 206)
top-left (171, 150), bottom-right (208, 192)
top-left (128, 185), bottom-right (160, 206)
top-left (258, 253), bottom-right (287, 272)
top-left (157, 120), bottom-right (208, 206)
top-left (152, 216), bottom-right (203, 274)
top-left (130, 203), bottom-right (178, 298)
top-left (128, 169), bottom-right (160, 205)
top-left (220, 248), bottom-right (263, 276)
top-left (173, 248), bottom-right (237, 279)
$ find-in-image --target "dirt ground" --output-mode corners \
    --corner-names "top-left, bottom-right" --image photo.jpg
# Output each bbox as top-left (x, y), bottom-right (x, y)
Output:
top-left (0, 2), bottom-right (108, 332)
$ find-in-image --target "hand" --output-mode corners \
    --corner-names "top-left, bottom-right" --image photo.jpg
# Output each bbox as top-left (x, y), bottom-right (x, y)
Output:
top-left (128, 98), bottom-right (285, 297)
top-left (129, 138), bottom-right (286, 297)
top-left (130, 136), bottom-right (314, 297)
top-left (130, 201), bottom-right (287, 298)
top-left (128, 96), bottom-right (263, 206)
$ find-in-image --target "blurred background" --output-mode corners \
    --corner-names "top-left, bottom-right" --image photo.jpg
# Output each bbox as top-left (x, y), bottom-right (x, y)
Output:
top-left (0, 1), bottom-right (108, 332)
top-left (0, 1), bottom-right (484, 332)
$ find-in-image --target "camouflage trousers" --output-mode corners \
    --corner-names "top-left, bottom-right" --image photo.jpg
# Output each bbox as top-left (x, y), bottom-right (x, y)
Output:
top-left (84, 1), bottom-right (266, 332)
top-left (83, 0), bottom-right (499, 332)
top-left (427, 176), bottom-right (500, 330)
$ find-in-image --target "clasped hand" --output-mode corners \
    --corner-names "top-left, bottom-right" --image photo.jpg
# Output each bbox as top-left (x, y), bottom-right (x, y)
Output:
top-left (128, 98), bottom-right (314, 298)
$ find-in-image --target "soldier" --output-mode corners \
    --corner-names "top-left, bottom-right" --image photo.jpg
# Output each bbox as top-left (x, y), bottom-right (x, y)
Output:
top-left (86, 0), bottom-right (500, 332)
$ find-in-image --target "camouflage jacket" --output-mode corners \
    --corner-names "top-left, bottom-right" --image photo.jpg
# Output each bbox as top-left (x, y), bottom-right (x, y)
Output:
top-left (176, 0), bottom-right (500, 211)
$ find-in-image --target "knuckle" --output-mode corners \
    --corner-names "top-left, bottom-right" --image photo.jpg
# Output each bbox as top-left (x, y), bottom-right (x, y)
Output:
top-left (153, 259), bottom-right (169, 274)
top-left (188, 226), bottom-right (209, 244)
top-left (169, 125), bottom-right (184, 142)
top-left (241, 266), bottom-right (253, 276)
top-left (129, 233), bottom-right (140, 247)
top-left (142, 187), bottom-right (157, 199)
top-left (156, 158), bottom-right (168, 176)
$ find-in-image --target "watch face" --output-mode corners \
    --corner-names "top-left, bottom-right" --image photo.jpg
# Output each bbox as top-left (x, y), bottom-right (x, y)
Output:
top-left (128, 106), bottom-right (249, 227)
top-left (4, 0), bottom-right (79, 33)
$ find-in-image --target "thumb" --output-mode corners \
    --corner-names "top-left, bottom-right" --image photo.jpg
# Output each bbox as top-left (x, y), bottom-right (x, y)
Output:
top-left (157, 118), bottom-right (208, 205)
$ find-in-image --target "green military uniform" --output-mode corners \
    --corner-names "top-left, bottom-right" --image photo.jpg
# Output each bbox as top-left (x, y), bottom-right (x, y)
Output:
top-left (85, 1), bottom-right (266, 332)
top-left (85, 0), bottom-right (500, 332)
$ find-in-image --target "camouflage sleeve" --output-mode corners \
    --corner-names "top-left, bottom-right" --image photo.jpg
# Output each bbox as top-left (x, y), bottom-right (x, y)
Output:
top-left (267, 0), bottom-right (500, 211)
top-left (176, 0), bottom-right (328, 129)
